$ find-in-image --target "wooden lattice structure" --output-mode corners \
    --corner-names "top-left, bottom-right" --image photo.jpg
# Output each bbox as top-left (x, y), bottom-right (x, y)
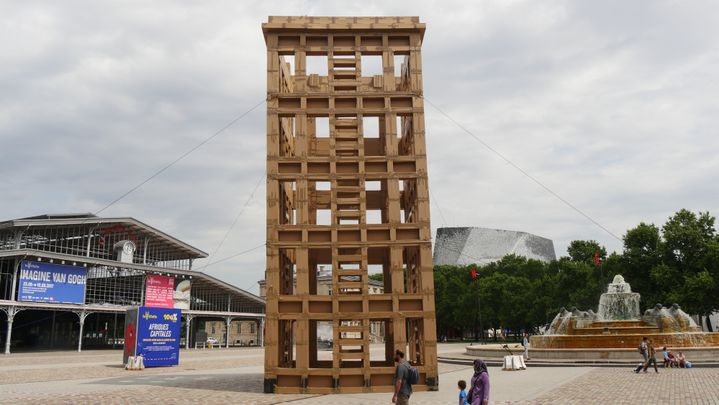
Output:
top-left (262, 16), bottom-right (437, 394)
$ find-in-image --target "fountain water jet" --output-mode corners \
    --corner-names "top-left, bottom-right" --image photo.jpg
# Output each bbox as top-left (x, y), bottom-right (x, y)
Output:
top-left (533, 275), bottom-right (719, 349)
top-left (596, 275), bottom-right (640, 320)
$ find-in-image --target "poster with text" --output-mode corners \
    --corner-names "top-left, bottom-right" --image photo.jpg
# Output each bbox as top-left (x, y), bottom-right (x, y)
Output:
top-left (145, 275), bottom-right (174, 308)
top-left (18, 261), bottom-right (87, 304)
top-left (173, 279), bottom-right (191, 309)
top-left (135, 306), bottom-right (181, 367)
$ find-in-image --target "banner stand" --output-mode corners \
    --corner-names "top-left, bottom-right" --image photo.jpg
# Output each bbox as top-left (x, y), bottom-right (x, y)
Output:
top-left (123, 306), bottom-right (181, 368)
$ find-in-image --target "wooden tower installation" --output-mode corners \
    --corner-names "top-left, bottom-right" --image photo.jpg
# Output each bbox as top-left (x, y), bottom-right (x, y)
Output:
top-left (262, 16), bottom-right (438, 394)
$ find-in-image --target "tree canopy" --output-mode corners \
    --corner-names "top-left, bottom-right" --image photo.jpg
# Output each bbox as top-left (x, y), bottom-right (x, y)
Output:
top-left (433, 209), bottom-right (719, 338)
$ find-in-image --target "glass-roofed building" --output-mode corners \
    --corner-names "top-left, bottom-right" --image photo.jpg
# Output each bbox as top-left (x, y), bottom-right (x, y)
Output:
top-left (0, 213), bottom-right (264, 353)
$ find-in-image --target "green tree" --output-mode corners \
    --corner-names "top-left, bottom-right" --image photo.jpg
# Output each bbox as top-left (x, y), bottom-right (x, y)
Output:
top-left (614, 210), bottom-right (718, 329)
top-left (477, 270), bottom-right (506, 340)
top-left (430, 209), bottom-right (719, 338)
top-left (662, 210), bottom-right (715, 268)
top-left (661, 210), bottom-right (718, 328)
top-left (566, 240), bottom-right (607, 263)
top-left (527, 261), bottom-right (560, 331)
top-left (549, 258), bottom-right (603, 312)
top-left (620, 223), bottom-right (663, 306)
top-left (434, 265), bottom-right (476, 339)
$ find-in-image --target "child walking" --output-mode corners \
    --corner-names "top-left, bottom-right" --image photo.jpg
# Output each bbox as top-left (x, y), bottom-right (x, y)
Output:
top-left (457, 380), bottom-right (468, 405)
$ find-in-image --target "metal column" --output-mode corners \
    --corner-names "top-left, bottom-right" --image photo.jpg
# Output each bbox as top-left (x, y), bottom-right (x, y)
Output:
top-left (75, 311), bottom-right (90, 352)
top-left (10, 259), bottom-right (19, 301)
top-left (3, 307), bottom-right (20, 354)
top-left (185, 314), bottom-right (193, 349)
top-left (225, 317), bottom-right (232, 349)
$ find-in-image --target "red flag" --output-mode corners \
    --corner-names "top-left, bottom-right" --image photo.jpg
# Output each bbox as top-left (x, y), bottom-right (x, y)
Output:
top-left (593, 251), bottom-right (600, 265)
top-left (471, 267), bottom-right (478, 280)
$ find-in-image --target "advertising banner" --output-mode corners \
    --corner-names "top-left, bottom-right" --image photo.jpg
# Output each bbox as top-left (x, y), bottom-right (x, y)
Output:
top-left (173, 279), bottom-right (191, 310)
top-left (145, 275), bottom-right (174, 308)
top-left (135, 306), bottom-right (181, 367)
top-left (144, 275), bottom-right (192, 309)
top-left (18, 260), bottom-right (87, 304)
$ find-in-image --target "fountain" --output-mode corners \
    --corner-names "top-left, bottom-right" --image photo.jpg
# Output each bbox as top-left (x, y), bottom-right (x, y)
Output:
top-left (465, 275), bottom-right (719, 362)
top-left (531, 275), bottom-right (719, 351)
top-left (596, 275), bottom-right (640, 320)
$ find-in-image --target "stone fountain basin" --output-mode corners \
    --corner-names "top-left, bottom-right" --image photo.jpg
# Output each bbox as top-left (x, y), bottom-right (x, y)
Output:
top-left (571, 326), bottom-right (661, 335)
top-left (591, 320), bottom-right (653, 327)
top-left (466, 343), bottom-right (719, 362)
top-left (530, 332), bottom-right (719, 350)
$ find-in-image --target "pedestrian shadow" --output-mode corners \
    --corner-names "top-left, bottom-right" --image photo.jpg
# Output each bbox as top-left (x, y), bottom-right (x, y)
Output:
top-left (85, 372), bottom-right (266, 393)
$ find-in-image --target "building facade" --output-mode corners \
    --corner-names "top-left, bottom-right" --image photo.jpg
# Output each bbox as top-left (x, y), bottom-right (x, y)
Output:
top-left (204, 319), bottom-right (259, 346)
top-left (263, 16), bottom-right (437, 394)
top-left (433, 227), bottom-right (557, 266)
top-left (0, 213), bottom-right (265, 353)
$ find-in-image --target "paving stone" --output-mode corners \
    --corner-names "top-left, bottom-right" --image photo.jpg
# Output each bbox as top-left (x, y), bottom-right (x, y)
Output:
top-left (1, 346), bottom-right (717, 404)
top-left (520, 367), bottom-right (719, 405)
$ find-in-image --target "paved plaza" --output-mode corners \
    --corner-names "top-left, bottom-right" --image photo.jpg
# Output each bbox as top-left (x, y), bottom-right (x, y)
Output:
top-left (1, 344), bottom-right (718, 404)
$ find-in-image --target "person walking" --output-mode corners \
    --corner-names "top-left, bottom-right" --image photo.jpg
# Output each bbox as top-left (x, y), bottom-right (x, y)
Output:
top-left (457, 380), bottom-right (468, 405)
top-left (468, 359), bottom-right (490, 405)
top-left (634, 337), bottom-right (649, 373)
top-left (522, 333), bottom-right (530, 361)
top-left (642, 339), bottom-right (659, 373)
top-left (392, 350), bottom-right (412, 405)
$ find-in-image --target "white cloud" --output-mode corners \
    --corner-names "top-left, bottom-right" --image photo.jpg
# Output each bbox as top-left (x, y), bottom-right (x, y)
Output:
top-left (1, 0), bottom-right (717, 292)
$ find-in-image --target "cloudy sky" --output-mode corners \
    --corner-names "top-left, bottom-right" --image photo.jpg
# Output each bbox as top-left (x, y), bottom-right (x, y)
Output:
top-left (2, 1), bottom-right (718, 292)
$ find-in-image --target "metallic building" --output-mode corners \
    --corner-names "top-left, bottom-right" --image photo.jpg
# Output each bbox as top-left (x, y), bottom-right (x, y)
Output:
top-left (433, 227), bottom-right (557, 266)
top-left (0, 213), bottom-right (265, 353)
top-left (263, 16), bottom-right (438, 394)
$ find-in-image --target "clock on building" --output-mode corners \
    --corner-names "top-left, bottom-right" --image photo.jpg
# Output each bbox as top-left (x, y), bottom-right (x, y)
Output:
top-left (113, 240), bottom-right (136, 263)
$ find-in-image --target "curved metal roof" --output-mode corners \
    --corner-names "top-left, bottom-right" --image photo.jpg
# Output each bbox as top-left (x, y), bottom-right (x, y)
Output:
top-left (0, 213), bottom-right (208, 259)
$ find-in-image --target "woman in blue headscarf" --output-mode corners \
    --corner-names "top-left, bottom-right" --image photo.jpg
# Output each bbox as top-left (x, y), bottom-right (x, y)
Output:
top-left (468, 359), bottom-right (489, 405)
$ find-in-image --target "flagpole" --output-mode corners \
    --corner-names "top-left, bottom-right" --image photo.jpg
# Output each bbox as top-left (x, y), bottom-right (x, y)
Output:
top-left (472, 266), bottom-right (483, 344)
top-left (472, 267), bottom-right (478, 342)
top-left (478, 276), bottom-right (483, 344)
top-left (594, 251), bottom-right (603, 298)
